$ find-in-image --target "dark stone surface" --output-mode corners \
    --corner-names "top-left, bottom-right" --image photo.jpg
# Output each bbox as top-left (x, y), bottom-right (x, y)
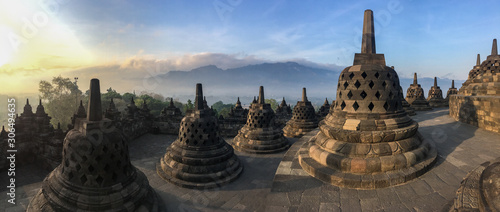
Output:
top-left (406, 73), bottom-right (433, 111)
top-left (157, 83), bottom-right (243, 189)
top-left (27, 78), bottom-right (162, 211)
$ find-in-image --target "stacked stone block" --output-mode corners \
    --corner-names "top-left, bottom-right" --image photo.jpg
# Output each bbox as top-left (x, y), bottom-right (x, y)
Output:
top-left (427, 77), bottom-right (448, 107)
top-left (275, 97), bottom-right (293, 129)
top-left (28, 78), bottom-right (162, 211)
top-left (155, 98), bottom-right (183, 134)
top-left (219, 97), bottom-right (248, 137)
top-left (157, 83), bottom-right (243, 189)
top-left (445, 80), bottom-right (458, 102)
top-left (283, 88), bottom-right (319, 137)
top-left (298, 10), bottom-right (437, 189)
top-left (450, 39), bottom-right (500, 134)
top-left (317, 98), bottom-right (331, 120)
top-left (232, 86), bottom-right (289, 154)
top-left (406, 73), bottom-right (432, 111)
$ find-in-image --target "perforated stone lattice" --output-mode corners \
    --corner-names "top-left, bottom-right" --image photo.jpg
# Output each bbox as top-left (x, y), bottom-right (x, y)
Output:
top-left (335, 66), bottom-right (403, 113)
top-left (61, 131), bottom-right (132, 187)
top-left (178, 117), bottom-right (220, 147)
top-left (246, 109), bottom-right (275, 129)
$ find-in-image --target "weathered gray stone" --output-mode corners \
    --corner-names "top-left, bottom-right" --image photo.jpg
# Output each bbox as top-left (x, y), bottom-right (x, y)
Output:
top-left (157, 83), bottom-right (243, 189)
top-left (283, 88), bottom-right (319, 138)
top-left (427, 77), bottom-right (448, 108)
top-left (406, 73), bottom-right (433, 111)
top-left (298, 9), bottom-right (437, 189)
top-left (232, 86), bottom-right (289, 154)
top-left (450, 39), bottom-right (500, 134)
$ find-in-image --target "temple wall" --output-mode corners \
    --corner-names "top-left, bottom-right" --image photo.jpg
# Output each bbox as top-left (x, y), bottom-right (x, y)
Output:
top-left (449, 95), bottom-right (500, 133)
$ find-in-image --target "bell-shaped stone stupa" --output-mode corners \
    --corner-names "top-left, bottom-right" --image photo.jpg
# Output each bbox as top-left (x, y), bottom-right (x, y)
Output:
top-left (298, 10), bottom-right (437, 189)
top-left (157, 83), bottom-right (243, 189)
top-left (232, 86), bottom-right (289, 153)
top-left (283, 88), bottom-right (319, 137)
top-left (28, 78), bottom-right (162, 211)
top-left (445, 80), bottom-right (458, 102)
top-left (427, 77), bottom-right (448, 107)
top-left (406, 73), bottom-right (432, 111)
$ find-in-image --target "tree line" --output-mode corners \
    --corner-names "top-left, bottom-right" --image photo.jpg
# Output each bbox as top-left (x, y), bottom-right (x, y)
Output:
top-left (38, 76), bottom-right (281, 130)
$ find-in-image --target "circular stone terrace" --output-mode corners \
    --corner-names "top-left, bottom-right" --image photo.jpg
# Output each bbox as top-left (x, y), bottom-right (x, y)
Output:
top-left (1, 108), bottom-right (500, 211)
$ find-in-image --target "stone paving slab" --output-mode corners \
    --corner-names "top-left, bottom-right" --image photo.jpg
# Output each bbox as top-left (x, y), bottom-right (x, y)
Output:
top-left (1, 108), bottom-right (500, 211)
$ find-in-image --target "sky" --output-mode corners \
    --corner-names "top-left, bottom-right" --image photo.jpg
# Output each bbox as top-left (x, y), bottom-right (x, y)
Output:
top-left (0, 0), bottom-right (499, 95)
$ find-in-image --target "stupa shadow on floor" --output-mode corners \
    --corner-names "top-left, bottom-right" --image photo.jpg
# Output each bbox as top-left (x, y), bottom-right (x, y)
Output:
top-left (418, 115), bottom-right (477, 166)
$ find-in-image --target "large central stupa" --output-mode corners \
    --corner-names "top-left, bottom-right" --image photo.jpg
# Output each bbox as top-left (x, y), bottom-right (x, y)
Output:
top-left (298, 10), bottom-right (437, 189)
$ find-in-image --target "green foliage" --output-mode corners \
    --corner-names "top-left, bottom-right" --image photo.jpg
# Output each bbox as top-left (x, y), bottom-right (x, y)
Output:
top-left (265, 98), bottom-right (278, 110)
top-left (184, 99), bottom-right (194, 112)
top-left (38, 76), bottom-right (82, 130)
top-left (211, 101), bottom-right (234, 118)
top-left (122, 92), bottom-right (136, 104)
top-left (39, 76), bottom-right (192, 129)
top-left (101, 87), bottom-right (122, 110)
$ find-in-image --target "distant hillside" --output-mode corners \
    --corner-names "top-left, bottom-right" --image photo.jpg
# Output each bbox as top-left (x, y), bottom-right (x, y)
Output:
top-left (150, 62), bottom-right (465, 105)
top-left (155, 62), bottom-right (342, 98)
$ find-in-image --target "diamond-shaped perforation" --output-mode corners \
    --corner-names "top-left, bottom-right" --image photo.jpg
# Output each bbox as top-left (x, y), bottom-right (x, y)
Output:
top-left (383, 102), bottom-right (389, 111)
top-left (339, 91), bottom-right (342, 98)
top-left (68, 171), bottom-right (74, 180)
top-left (382, 81), bottom-right (387, 87)
top-left (361, 72), bottom-right (367, 79)
top-left (375, 72), bottom-right (380, 78)
top-left (387, 73), bottom-right (391, 78)
top-left (88, 165), bottom-right (95, 172)
top-left (375, 91), bottom-right (381, 99)
top-left (368, 102), bottom-right (374, 111)
top-left (354, 80), bottom-right (361, 89)
top-left (349, 72), bottom-right (355, 79)
top-left (343, 81), bottom-right (349, 89)
top-left (340, 101), bottom-right (346, 110)
top-left (80, 175), bottom-right (87, 184)
top-left (75, 164), bottom-right (81, 171)
top-left (96, 175), bottom-right (104, 185)
top-left (389, 91), bottom-right (394, 98)
top-left (369, 81), bottom-right (374, 89)
top-left (347, 91), bottom-right (353, 99)
top-left (352, 101), bottom-right (359, 111)
top-left (360, 91), bottom-right (367, 99)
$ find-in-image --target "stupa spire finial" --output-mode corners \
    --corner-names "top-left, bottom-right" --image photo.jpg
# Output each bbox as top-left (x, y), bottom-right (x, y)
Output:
top-left (361, 9), bottom-right (376, 54)
top-left (87, 78), bottom-right (102, 121)
top-left (195, 83), bottom-right (204, 110)
top-left (258, 86), bottom-right (265, 104)
top-left (452, 80), bottom-right (455, 88)
top-left (434, 77), bottom-right (437, 87)
top-left (492, 39), bottom-right (498, 56)
top-left (476, 54), bottom-right (481, 66)
top-left (413, 73), bottom-right (418, 85)
top-left (302, 87), bottom-right (308, 102)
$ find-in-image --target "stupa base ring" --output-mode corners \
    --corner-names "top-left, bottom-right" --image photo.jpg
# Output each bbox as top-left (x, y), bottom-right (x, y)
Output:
top-left (298, 135), bottom-right (437, 189)
top-left (156, 157), bottom-right (243, 189)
